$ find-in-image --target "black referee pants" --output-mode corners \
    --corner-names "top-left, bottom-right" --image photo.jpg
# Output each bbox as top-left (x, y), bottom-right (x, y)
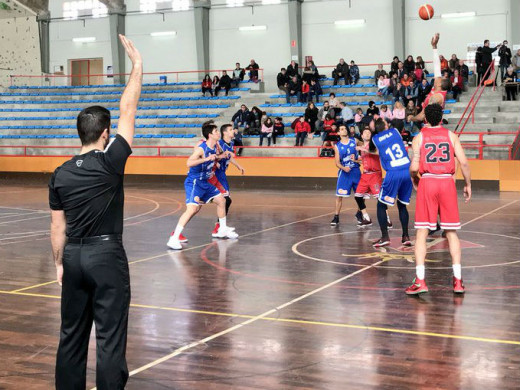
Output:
top-left (55, 240), bottom-right (131, 390)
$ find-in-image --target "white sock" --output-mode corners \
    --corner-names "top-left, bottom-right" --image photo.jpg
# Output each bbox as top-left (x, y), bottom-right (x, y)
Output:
top-left (363, 213), bottom-right (370, 221)
top-left (452, 264), bottom-right (462, 279)
top-left (172, 225), bottom-right (183, 240)
top-left (219, 217), bottom-right (227, 229)
top-left (416, 265), bottom-right (425, 280)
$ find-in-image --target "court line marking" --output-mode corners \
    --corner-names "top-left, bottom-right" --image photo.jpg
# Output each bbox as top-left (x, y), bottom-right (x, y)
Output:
top-left (110, 259), bottom-right (386, 386)
top-left (11, 280), bottom-right (60, 293)
top-left (459, 199), bottom-right (518, 227)
top-left (0, 214), bottom-right (50, 226)
top-left (1, 288), bottom-right (519, 347)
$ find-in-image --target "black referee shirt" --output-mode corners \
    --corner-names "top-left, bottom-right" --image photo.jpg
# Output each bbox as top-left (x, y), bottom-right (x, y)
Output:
top-left (49, 134), bottom-right (132, 238)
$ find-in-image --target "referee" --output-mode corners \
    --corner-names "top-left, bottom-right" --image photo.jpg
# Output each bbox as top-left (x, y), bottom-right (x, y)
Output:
top-left (49, 35), bottom-right (142, 390)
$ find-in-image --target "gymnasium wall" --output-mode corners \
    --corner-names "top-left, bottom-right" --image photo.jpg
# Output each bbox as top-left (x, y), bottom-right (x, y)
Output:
top-left (41, 0), bottom-right (515, 90)
top-left (0, 16), bottom-right (41, 88)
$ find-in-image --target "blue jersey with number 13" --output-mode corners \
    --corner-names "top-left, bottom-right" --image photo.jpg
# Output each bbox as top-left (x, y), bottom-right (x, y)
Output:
top-left (372, 128), bottom-right (410, 172)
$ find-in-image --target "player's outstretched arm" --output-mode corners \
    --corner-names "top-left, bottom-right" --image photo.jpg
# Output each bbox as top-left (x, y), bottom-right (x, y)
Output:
top-left (410, 134), bottom-right (422, 189)
top-left (117, 34), bottom-right (143, 147)
top-left (431, 33), bottom-right (442, 78)
top-left (230, 157), bottom-right (245, 174)
top-left (450, 132), bottom-right (471, 202)
top-left (187, 146), bottom-right (215, 168)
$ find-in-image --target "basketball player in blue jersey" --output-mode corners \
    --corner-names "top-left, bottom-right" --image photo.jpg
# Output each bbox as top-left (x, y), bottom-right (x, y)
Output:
top-left (167, 123), bottom-right (238, 250)
top-left (330, 124), bottom-right (362, 226)
top-left (210, 123), bottom-right (246, 236)
top-left (371, 118), bottom-right (413, 247)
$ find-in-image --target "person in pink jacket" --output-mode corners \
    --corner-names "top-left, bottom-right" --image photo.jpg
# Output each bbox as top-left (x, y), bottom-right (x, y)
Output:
top-left (379, 104), bottom-right (393, 122)
top-left (260, 117), bottom-right (274, 146)
top-left (392, 101), bottom-right (406, 121)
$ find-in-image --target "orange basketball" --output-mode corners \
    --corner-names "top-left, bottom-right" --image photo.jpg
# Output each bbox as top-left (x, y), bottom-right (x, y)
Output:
top-left (419, 4), bottom-right (434, 20)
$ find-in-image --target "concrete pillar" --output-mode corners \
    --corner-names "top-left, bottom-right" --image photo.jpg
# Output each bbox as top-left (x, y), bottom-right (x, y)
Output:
top-left (108, 7), bottom-right (126, 84)
top-left (37, 10), bottom-right (50, 74)
top-left (288, 0), bottom-right (303, 64)
top-left (392, 0), bottom-right (405, 60)
top-left (511, 0), bottom-right (520, 46)
top-left (194, 0), bottom-right (211, 78)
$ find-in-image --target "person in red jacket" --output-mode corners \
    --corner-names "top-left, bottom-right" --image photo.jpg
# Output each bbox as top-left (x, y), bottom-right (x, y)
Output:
top-left (201, 74), bottom-right (213, 97)
top-left (301, 80), bottom-right (310, 103)
top-left (450, 69), bottom-right (464, 100)
top-left (294, 116), bottom-right (311, 146)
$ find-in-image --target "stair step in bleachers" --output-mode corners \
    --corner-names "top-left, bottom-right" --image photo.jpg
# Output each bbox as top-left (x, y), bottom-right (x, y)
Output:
top-left (0, 88), bottom-right (250, 97)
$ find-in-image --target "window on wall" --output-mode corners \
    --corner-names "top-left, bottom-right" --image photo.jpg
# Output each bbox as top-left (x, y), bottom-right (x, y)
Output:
top-left (140, 0), bottom-right (190, 13)
top-left (63, 1), bottom-right (108, 19)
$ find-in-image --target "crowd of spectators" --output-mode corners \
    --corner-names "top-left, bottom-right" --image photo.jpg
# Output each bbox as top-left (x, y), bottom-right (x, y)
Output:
top-left (199, 59), bottom-right (261, 97)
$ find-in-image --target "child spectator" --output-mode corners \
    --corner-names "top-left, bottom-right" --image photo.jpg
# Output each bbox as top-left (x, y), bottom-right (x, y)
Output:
top-left (260, 117), bottom-right (274, 146)
top-left (294, 116), bottom-right (311, 146)
top-left (201, 74), bottom-right (213, 96)
top-left (301, 79), bottom-right (310, 102)
top-left (379, 104), bottom-right (393, 122)
top-left (273, 117), bottom-right (285, 144)
top-left (328, 92), bottom-right (340, 115)
top-left (377, 75), bottom-right (389, 96)
top-left (354, 108), bottom-right (364, 131)
top-left (309, 79), bottom-right (323, 102)
top-left (349, 60), bottom-right (360, 85)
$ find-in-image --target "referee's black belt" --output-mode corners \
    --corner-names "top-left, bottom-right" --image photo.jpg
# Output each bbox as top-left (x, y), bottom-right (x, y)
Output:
top-left (67, 234), bottom-right (122, 245)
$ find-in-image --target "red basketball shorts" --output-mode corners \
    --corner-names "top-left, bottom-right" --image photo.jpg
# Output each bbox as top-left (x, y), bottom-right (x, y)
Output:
top-left (414, 174), bottom-right (461, 230)
top-left (355, 171), bottom-right (382, 198)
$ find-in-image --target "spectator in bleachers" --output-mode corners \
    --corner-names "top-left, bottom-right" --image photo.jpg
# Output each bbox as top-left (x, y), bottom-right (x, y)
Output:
top-left (337, 102), bottom-right (355, 127)
top-left (403, 55), bottom-right (415, 75)
top-left (246, 59), bottom-right (260, 82)
top-left (286, 75), bottom-right (302, 103)
top-left (333, 58), bottom-right (349, 85)
top-left (415, 56), bottom-right (426, 80)
top-left (354, 108), bottom-right (364, 131)
top-left (450, 69), bottom-right (463, 100)
top-left (277, 68), bottom-right (290, 93)
top-left (317, 101), bottom-right (334, 134)
top-left (322, 123), bottom-right (340, 148)
top-left (389, 72), bottom-right (399, 94)
top-left (201, 74), bottom-right (213, 96)
top-left (415, 56), bottom-right (426, 71)
top-left (448, 54), bottom-right (459, 74)
top-left (287, 60), bottom-right (299, 78)
top-left (392, 101), bottom-right (405, 124)
top-left (392, 82), bottom-right (406, 104)
top-left (212, 75), bottom-right (220, 91)
top-left (366, 101), bottom-right (379, 116)
top-left (374, 64), bottom-right (388, 83)
top-left (349, 61), bottom-right (360, 85)
top-left (302, 60), bottom-right (319, 83)
top-left (309, 79), bottom-right (323, 102)
top-left (215, 70), bottom-right (232, 96)
top-left (232, 104), bottom-right (250, 129)
top-left (400, 73), bottom-right (412, 88)
top-left (232, 63), bottom-right (245, 87)
top-left (250, 106), bottom-right (264, 130)
top-left (294, 116), bottom-right (311, 146)
top-left (273, 117), bottom-right (285, 144)
top-left (260, 117), bottom-right (274, 146)
top-left (301, 80), bottom-right (310, 102)
top-left (377, 75), bottom-right (390, 96)
top-left (404, 100), bottom-right (418, 133)
top-left (379, 104), bottom-right (393, 122)
top-left (305, 102), bottom-right (319, 134)
top-left (439, 55), bottom-right (449, 74)
top-left (513, 49), bottom-right (520, 72)
top-left (503, 67), bottom-right (518, 101)
top-left (417, 78), bottom-right (432, 106)
top-left (499, 40), bottom-right (512, 82)
top-left (396, 61), bottom-right (405, 79)
top-left (321, 114), bottom-right (335, 141)
top-left (233, 127), bottom-right (244, 156)
top-left (328, 92), bottom-right (340, 115)
top-left (457, 60), bottom-right (469, 84)
top-left (390, 56), bottom-right (400, 74)
top-left (393, 118), bottom-right (412, 146)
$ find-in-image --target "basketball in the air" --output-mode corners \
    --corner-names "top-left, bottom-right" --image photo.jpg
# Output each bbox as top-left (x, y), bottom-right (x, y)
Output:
top-left (419, 4), bottom-right (434, 20)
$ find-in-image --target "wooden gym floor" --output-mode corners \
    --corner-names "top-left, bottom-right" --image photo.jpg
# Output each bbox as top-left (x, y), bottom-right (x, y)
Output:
top-left (0, 181), bottom-right (519, 390)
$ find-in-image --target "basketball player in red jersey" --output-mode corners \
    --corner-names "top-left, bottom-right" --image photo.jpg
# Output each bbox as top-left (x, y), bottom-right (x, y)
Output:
top-left (354, 127), bottom-right (392, 227)
top-left (407, 33), bottom-right (451, 123)
top-left (406, 104), bottom-right (471, 295)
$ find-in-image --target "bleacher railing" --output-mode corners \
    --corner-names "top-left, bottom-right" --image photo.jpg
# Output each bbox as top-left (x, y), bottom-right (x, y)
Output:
top-left (0, 132), bottom-right (515, 160)
top-left (9, 68), bottom-right (264, 87)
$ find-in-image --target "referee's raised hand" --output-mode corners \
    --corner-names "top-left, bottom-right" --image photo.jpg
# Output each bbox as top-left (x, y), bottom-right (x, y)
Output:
top-left (119, 34), bottom-right (142, 66)
top-left (118, 34), bottom-right (143, 147)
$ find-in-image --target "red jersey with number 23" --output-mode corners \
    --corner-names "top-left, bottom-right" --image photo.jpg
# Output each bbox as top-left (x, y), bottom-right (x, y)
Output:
top-left (419, 126), bottom-right (455, 175)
